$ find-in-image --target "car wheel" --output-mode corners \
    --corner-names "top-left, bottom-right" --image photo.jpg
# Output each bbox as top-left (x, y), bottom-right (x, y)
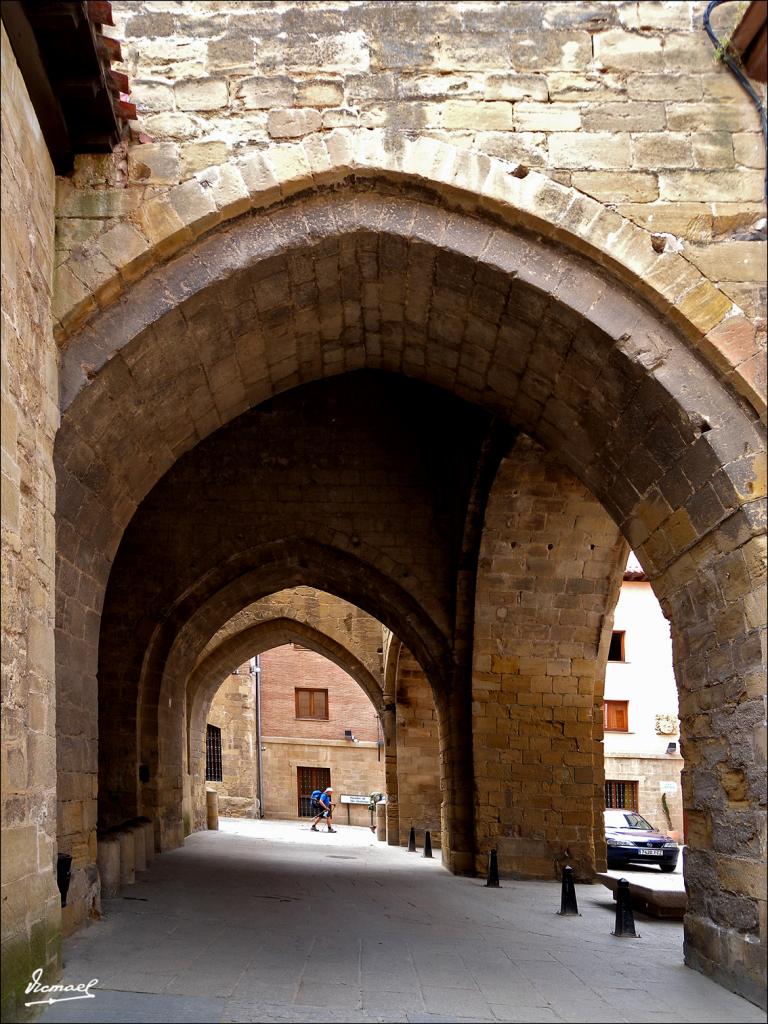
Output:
top-left (659, 863), bottom-right (677, 873)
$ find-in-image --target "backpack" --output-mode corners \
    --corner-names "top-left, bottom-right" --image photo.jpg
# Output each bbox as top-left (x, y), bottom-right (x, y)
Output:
top-left (310, 789), bottom-right (323, 811)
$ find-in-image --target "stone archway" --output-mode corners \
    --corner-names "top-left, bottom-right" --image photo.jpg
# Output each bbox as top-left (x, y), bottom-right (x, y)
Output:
top-left (187, 615), bottom-right (385, 833)
top-left (54, 172), bottom-right (766, 1001)
top-left (54, 137), bottom-right (763, 424)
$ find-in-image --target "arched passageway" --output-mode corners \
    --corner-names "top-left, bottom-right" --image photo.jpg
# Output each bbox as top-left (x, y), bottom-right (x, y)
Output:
top-left (188, 617), bottom-right (385, 833)
top-left (54, 180), bottom-right (766, 1002)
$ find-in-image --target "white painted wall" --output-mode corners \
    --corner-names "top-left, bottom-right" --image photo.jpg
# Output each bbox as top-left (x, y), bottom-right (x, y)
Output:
top-left (604, 579), bottom-right (679, 755)
top-left (603, 576), bottom-right (684, 834)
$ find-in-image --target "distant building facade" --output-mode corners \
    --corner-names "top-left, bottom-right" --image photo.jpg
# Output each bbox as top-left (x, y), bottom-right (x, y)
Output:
top-left (603, 557), bottom-right (684, 839)
top-left (206, 644), bottom-right (385, 827)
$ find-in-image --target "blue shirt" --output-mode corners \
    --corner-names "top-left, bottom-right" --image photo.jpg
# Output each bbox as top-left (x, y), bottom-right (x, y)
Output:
top-left (319, 792), bottom-right (332, 809)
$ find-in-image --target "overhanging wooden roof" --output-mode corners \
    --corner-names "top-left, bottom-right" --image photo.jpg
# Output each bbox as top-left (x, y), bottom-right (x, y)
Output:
top-left (1, 0), bottom-right (134, 174)
top-left (729, 0), bottom-right (768, 83)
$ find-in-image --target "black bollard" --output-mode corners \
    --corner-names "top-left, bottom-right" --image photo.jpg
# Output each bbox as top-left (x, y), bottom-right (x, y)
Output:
top-left (557, 865), bottom-right (579, 916)
top-left (56, 853), bottom-right (73, 908)
top-left (485, 849), bottom-right (500, 888)
top-left (423, 830), bottom-right (433, 859)
top-left (612, 878), bottom-right (640, 937)
top-left (407, 826), bottom-right (417, 852)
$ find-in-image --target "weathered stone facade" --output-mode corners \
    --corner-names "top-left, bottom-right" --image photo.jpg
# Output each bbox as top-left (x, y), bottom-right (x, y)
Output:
top-left (603, 752), bottom-right (685, 834)
top-left (56, 2), bottom-right (766, 335)
top-left (1, 24), bottom-right (62, 1017)
top-left (205, 667), bottom-right (258, 819)
top-left (2, 3), bottom-right (766, 1018)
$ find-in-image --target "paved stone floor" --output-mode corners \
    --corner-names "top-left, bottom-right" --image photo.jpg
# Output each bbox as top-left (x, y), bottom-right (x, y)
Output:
top-left (37, 820), bottom-right (764, 1024)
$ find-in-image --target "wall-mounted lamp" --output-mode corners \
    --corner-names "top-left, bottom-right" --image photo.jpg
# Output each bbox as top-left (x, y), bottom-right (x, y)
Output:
top-left (666, 742), bottom-right (677, 754)
top-left (344, 729), bottom-right (357, 742)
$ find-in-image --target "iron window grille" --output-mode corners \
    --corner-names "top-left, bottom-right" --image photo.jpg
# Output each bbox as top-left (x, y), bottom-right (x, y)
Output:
top-left (206, 723), bottom-right (223, 781)
top-left (605, 780), bottom-right (638, 810)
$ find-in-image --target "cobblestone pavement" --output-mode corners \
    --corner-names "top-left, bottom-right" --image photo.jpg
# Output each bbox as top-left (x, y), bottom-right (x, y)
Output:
top-left (38, 820), bottom-right (763, 1024)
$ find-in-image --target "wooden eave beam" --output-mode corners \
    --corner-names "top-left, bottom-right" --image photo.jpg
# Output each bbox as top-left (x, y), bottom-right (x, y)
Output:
top-left (729, 0), bottom-right (768, 83)
top-left (1, 0), bottom-right (73, 173)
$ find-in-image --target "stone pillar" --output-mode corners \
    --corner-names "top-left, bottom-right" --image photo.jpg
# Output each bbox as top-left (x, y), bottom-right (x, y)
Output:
top-left (115, 830), bottom-right (135, 887)
top-left (436, 671), bottom-right (475, 874)
top-left (381, 704), bottom-right (400, 845)
top-left (97, 836), bottom-right (121, 898)
top-left (137, 817), bottom-right (155, 861)
top-left (376, 800), bottom-right (387, 841)
top-left (394, 649), bottom-right (443, 850)
top-left (129, 824), bottom-right (147, 872)
top-left (472, 441), bottom-right (626, 880)
top-left (658, 534), bottom-right (768, 1010)
top-left (206, 790), bottom-right (219, 830)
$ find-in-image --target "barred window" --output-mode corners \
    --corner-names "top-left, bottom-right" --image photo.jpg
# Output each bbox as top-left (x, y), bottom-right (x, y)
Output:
top-left (605, 780), bottom-right (638, 810)
top-left (206, 724), bottom-right (222, 782)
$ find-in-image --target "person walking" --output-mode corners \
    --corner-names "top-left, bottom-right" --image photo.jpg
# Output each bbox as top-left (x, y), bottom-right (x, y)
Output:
top-left (310, 787), bottom-right (336, 832)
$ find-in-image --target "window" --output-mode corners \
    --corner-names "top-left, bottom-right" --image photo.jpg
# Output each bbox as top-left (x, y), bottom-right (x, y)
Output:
top-left (604, 700), bottom-right (629, 732)
top-left (205, 724), bottom-right (222, 781)
top-left (608, 630), bottom-right (625, 662)
top-left (295, 688), bottom-right (328, 720)
top-left (605, 780), bottom-right (638, 810)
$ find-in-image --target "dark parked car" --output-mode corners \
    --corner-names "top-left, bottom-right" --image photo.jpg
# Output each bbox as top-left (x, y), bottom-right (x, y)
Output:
top-left (604, 809), bottom-right (679, 872)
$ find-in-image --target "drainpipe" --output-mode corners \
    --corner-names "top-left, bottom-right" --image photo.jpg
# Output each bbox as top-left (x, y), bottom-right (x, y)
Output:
top-left (251, 656), bottom-right (265, 818)
top-left (703, 0), bottom-right (768, 208)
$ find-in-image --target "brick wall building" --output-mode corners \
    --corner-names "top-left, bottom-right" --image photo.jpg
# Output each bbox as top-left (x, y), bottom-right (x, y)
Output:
top-left (207, 644), bottom-right (384, 827)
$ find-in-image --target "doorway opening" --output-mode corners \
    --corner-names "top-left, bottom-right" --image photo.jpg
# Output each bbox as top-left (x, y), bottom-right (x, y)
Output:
top-left (297, 767), bottom-right (331, 817)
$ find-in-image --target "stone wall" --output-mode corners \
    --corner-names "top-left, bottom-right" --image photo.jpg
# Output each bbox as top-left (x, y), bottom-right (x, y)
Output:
top-left (604, 752), bottom-right (685, 835)
top-left (395, 648), bottom-right (442, 846)
top-left (205, 667), bottom-right (258, 818)
top-left (53, 0), bottom-right (766, 346)
top-left (262, 739), bottom-right (383, 827)
top-left (0, 23), bottom-right (61, 1020)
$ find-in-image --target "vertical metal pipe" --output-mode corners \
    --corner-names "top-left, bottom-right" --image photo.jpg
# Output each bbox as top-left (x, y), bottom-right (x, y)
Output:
top-left (252, 656), bottom-right (265, 818)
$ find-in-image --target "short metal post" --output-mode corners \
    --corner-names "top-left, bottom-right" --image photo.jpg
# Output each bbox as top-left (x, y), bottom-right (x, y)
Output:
top-left (558, 865), bottom-right (580, 916)
top-left (612, 878), bottom-right (640, 937)
top-left (485, 849), bottom-right (500, 888)
top-left (407, 826), bottom-right (416, 852)
top-left (56, 854), bottom-right (73, 907)
top-left (423, 830), bottom-right (433, 858)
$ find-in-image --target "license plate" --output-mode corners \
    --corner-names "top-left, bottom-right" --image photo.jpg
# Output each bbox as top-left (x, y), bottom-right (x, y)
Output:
top-left (637, 849), bottom-right (663, 856)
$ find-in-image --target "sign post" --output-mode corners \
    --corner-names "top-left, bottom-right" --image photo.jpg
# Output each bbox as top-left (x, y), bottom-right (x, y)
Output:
top-left (340, 794), bottom-right (369, 826)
